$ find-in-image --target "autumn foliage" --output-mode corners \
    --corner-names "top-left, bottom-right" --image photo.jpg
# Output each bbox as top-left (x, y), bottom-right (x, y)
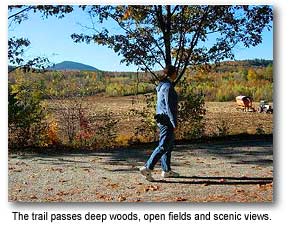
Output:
top-left (8, 59), bottom-right (272, 149)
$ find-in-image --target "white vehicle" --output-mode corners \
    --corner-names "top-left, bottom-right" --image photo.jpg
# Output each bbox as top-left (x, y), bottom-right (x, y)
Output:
top-left (258, 100), bottom-right (273, 114)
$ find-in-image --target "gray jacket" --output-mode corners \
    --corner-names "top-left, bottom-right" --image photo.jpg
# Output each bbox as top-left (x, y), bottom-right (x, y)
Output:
top-left (156, 79), bottom-right (178, 128)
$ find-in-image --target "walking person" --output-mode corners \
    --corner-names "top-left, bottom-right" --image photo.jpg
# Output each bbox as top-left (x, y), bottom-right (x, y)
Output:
top-left (140, 65), bottom-right (180, 181)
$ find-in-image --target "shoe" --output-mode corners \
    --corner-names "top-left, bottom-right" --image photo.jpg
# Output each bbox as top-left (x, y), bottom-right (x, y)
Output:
top-left (161, 170), bottom-right (180, 178)
top-left (139, 166), bottom-right (154, 181)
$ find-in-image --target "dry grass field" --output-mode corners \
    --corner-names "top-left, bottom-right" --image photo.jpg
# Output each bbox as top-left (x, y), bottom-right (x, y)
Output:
top-left (46, 94), bottom-right (273, 138)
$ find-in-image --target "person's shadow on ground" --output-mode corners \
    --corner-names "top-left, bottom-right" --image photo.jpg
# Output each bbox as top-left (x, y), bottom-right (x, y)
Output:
top-left (152, 175), bottom-right (273, 185)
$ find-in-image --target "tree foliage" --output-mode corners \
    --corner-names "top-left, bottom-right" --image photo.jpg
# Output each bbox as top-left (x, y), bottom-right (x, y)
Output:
top-left (71, 5), bottom-right (273, 84)
top-left (8, 71), bottom-right (48, 147)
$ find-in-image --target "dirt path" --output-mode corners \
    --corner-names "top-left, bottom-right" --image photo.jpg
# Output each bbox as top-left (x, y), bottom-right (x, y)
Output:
top-left (9, 137), bottom-right (273, 202)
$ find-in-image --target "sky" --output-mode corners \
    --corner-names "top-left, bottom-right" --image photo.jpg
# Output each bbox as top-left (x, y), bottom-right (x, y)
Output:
top-left (8, 6), bottom-right (273, 72)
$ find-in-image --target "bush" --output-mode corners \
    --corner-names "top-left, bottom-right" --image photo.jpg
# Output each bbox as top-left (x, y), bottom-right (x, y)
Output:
top-left (130, 94), bottom-right (158, 143)
top-left (53, 99), bottom-right (119, 149)
top-left (176, 80), bottom-right (206, 140)
top-left (8, 75), bottom-right (48, 147)
top-left (215, 118), bottom-right (230, 136)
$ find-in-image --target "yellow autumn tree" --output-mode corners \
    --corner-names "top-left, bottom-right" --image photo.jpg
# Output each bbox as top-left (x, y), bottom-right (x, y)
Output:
top-left (247, 68), bottom-right (258, 81)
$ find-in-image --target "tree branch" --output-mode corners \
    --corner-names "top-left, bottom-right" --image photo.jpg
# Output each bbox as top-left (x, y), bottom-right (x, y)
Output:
top-left (175, 6), bottom-right (210, 85)
top-left (174, 7), bottom-right (186, 68)
top-left (136, 56), bottom-right (160, 84)
top-left (106, 12), bottom-right (165, 69)
top-left (8, 6), bottom-right (33, 20)
top-left (162, 5), bottom-right (172, 66)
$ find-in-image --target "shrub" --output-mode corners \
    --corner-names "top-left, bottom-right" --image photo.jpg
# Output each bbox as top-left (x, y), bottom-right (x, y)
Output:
top-left (115, 133), bottom-right (135, 147)
top-left (58, 103), bottom-right (118, 149)
top-left (176, 80), bottom-right (206, 140)
top-left (256, 124), bottom-right (265, 135)
top-left (46, 119), bottom-right (59, 145)
top-left (130, 94), bottom-right (158, 143)
top-left (8, 73), bottom-right (48, 147)
top-left (51, 98), bottom-right (118, 149)
top-left (215, 119), bottom-right (230, 136)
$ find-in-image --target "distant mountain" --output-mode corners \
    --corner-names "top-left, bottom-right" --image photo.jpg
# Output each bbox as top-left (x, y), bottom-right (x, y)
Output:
top-left (49, 61), bottom-right (99, 71)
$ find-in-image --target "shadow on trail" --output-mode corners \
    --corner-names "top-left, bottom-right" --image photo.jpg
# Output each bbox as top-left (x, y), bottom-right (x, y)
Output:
top-left (152, 175), bottom-right (273, 185)
top-left (12, 135), bottom-right (273, 169)
top-left (177, 175), bottom-right (273, 181)
top-left (103, 137), bottom-right (273, 168)
top-left (173, 138), bottom-right (273, 167)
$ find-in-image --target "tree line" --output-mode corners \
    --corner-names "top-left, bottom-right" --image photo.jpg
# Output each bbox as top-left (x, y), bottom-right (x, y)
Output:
top-left (8, 59), bottom-right (273, 101)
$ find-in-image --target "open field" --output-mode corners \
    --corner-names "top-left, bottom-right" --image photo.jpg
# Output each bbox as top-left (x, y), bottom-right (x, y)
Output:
top-left (45, 94), bottom-right (273, 138)
top-left (203, 101), bottom-right (273, 135)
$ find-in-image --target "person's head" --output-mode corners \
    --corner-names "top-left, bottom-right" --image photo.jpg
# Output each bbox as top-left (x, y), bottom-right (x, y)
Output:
top-left (163, 65), bottom-right (177, 81)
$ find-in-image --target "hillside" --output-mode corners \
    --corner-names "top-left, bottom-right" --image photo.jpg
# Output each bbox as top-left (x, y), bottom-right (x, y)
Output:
top-left (49, 61), bottom-right (100, 71)
top-left (212, 59), bottom-right (273, 73)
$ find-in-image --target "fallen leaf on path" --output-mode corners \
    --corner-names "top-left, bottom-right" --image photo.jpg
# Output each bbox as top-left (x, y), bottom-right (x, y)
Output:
top-left (175, 197), bottom-right (187, 202)
top-left (144, 185), bottom-right (160, 192)
top-left (90, 158), bottom-right (101, 162)
top-left (56, 191), bottom-right (70, 196)
top-left (30, 195), bottom-right (38, 199)
top-left (251, 166), bottom-right (263, 170)
top-left (13, 169), bottom-right (22, 172)
top-left (82, 168), bottom-right (92, 172)
top-left (98, 194), bottom-right (113, 201)
top-left (118, 196), bottom-right (126, 202)
top-left (16, 161), bottom-right (28, 166)
top-left (59, 179), bottom-right (69, 183)
top-left (51, 167), bottom-right (64, 172)
top-left (106, 183), bottom-right (119, 189)
top-left (235, 189), bottom-right (245, 194)
top-left (127, 186), bottom-right (135, 189)
top-left (29, 174), bottom-right (36, 179)
top-left (258, 183), bottom-right (273, 190)
top-left (45, 196), bottom-right (64, 202)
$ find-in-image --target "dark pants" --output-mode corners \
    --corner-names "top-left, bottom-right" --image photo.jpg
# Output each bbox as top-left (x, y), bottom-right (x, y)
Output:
top-left (145, 123), bottom-right (175, 172)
